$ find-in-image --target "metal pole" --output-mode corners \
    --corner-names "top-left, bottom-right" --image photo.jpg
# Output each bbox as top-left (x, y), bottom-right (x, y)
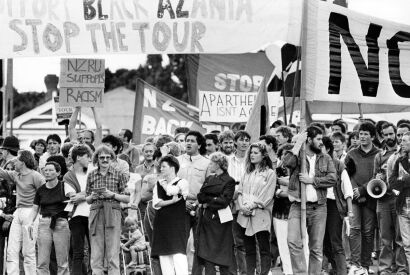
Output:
top-left (289, 47), bottom-right (301, 124)
top-left (299, 0), bottom-right (309, 247)
top-left (4, 59), bottom-right (12, 136)
top-left (281, 72), bottom-right (288, 125)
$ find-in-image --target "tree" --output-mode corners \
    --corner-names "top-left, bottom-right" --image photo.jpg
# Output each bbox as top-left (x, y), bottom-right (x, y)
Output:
top-left (104, 54), bottom-right (188, 102)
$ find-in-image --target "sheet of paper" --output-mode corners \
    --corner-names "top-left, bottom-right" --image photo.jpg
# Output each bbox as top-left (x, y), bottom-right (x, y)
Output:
top-left (218, 206), bottom-right (233, 223)
top-left (64, 203), bottom-right (74, 212)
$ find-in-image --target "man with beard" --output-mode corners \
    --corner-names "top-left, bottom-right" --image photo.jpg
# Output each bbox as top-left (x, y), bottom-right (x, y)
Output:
top-left (387, 123), bottom-right (410, 181)
top-left (283, 125), bottom-right (337, 275)
top-left (344, 121), bottom-right (381, 275)
top-left (390, 131), bottom-right (410, 269)
top-left (375, 123), bottom-right (408, 275)
top-left (219, 130), bottom-right (235, 157)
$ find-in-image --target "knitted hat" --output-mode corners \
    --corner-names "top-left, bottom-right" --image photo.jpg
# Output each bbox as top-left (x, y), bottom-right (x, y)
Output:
top-left (0, 136), bottom-right (20, 153)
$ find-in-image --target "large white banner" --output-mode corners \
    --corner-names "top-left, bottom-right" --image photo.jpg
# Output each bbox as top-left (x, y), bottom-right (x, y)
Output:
top-left (0, 0), bottom-right (302, 58)
top-left (305, 1), bottom-right (410, 105)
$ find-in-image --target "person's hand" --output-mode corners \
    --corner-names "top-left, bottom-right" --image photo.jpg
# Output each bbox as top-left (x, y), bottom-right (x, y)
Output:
top-left (171, 195), bottom-right (182, 203)
top-left (101, 190), bottom-right (115, 199)
top-left (299, 173), bottom-right (313, 184)
top-left (129, 203), bottom-right (138, 210)
top-left (292, 132), bottom-right (308, 154)
top-left (160, 145), bottom-right (170, 157)
top-left (120, 244), bottom-right (129, 251)
top-left (3, 214), bottom-right (13, 222)
top-left (2, 221), bottom-right (10, 232)
top-left (344, 217), bottom-right (351, 236)
top-left (91, 192), bottom-right (100, 201)
top-left (375, 173), bottom-right (384, 180)
top-left (70, 193), bottom-right (85, 205)
top-left (27, 223), bottom-right (34, 240)
top-left (353, 188), bottom-right (360, 199)
top-left (278, 176), bottom-right (289, 186)
top-left (185, 201), bottom-right (195, 211)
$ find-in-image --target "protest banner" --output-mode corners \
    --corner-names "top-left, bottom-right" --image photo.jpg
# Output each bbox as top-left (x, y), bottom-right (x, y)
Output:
top-left (59, 58), bottom-right (105, 107)
top-left (304, 1), bottom-right (410, 106)
top-left (53, 96), bottom-right (74, 123)
top-left (0, 0), bottom-right (302, 58)
top-left (133, 79), bottom-right (205, 144)
top-left (187, 53), bottom-right (277, 123)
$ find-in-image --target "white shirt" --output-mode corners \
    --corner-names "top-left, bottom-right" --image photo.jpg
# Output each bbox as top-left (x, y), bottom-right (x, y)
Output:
top-left (228, 154), bottom-right (246, 183)
top-left (306, 154), bottom-right (318, 202)
top-left (65, 172), bottom-right (90, 218)
top-left (327, 169), bottom-right (354, 200)
top-left (152, 177), bottom-right (189, 210)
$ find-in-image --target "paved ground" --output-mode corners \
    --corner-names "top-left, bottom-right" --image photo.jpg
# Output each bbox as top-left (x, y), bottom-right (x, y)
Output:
top-left (269, 261), bottom-right (380, 275)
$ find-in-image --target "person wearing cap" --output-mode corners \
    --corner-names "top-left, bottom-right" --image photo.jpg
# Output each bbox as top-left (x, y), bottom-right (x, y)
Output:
top-left (39, 134), bottom-right (62, 172)
top-left (0, 136), bottom-right (20, 168)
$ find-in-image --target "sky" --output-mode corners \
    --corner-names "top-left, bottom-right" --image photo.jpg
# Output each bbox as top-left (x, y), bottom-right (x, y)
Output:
top-left (11, 0), bottom-right (410, 93)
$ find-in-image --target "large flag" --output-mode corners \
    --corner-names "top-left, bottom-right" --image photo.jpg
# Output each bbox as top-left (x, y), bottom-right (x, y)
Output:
top-left (186, 53), bottom-right (277, 124)
top-left (132, 79), bottom-right (205, 144)
top-left (245, 85), bottom-right (270, 143)
top-left (304, 0), bottom-right (410, 107)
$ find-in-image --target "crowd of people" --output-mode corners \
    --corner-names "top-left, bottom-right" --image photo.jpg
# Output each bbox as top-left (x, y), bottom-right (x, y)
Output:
top-left (0, 106), bottom-right (409, 275)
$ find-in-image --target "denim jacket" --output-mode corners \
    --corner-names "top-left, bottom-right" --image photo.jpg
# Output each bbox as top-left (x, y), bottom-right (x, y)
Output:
top-left (283, 151), bottom-right (337, 205)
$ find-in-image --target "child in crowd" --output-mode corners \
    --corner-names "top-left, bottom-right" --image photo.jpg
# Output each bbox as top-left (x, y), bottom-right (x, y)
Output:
top-left (121, 216), bottom-right (148, 267)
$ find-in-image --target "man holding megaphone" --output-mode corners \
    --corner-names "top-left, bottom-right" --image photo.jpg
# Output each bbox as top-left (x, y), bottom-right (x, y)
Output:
top-left (344, 122), bottom-right (380, 275)
top-left (372, 122), bottom-right (407, 275)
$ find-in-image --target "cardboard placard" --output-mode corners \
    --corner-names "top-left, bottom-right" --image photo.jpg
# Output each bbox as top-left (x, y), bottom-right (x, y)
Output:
top-left (59, 58), bottom-right (105, 107)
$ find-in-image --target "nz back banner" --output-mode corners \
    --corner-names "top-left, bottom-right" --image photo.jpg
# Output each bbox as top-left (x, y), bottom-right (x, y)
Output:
top-left (133, 79), bottom-right (205, 144)
top-left (0, 0), bottom-right (302, 58)
top-left (304, 0), bottom-right (410, 106)
top-left (187, 53), bottom-right (279, 123)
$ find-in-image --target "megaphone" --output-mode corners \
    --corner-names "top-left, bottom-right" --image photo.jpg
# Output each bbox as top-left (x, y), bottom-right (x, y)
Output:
top-left (367, 179), bottom-right (387, 198)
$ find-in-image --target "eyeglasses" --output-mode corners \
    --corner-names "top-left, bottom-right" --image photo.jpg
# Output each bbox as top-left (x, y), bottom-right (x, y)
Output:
top-left (98, 156), bottom-right (111, 160)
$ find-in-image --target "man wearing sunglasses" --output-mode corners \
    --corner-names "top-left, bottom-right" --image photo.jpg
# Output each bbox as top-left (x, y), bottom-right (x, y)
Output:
top-left (86, 145), bottom-right (129, 275)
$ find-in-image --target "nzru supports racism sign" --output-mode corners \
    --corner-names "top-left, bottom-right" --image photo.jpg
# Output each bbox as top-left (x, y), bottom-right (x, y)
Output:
top-left (304, 1), bottom-right (410, 106)
top-left (0, 0), bottom-right (302, 58)
top-left (59, 58), bottom-right (105, 107)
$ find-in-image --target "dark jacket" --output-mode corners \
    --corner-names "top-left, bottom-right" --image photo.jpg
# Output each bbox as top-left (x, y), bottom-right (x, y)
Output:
top-left (389, 155), bottom-right (410, 211)
top-left (196, 172), bottom-right (235, 266)
top-left (333, 159), bottom-right (348, 218)
top-left (283, 151), bottom-right (337, 205)
top-left (345, 145), bottom-right (380, 210)
top-left (372, 146), bottom-right (397, 201)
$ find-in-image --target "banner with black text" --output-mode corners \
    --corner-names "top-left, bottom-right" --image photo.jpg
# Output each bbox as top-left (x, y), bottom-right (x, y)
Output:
top-left (0, 0), bottom-right (302, 58)
top-left (304, 1), bottom-right (410, 106)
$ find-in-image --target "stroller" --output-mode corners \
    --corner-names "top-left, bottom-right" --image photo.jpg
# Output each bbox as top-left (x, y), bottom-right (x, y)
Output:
top-left (120, 206), bottom-right (151, 275)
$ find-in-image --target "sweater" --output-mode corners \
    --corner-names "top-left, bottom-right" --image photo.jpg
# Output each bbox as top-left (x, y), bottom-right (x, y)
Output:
top-left (0, 169), bottom-right (45, 208)
top-left (344, 145), bottom-right (380, 210)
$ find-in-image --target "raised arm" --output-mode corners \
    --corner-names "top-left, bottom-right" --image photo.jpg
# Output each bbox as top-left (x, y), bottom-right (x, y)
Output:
top-left (91, 107), bottom-right (102, 148)
top-left (68, 107), bottom-right (80, 142)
